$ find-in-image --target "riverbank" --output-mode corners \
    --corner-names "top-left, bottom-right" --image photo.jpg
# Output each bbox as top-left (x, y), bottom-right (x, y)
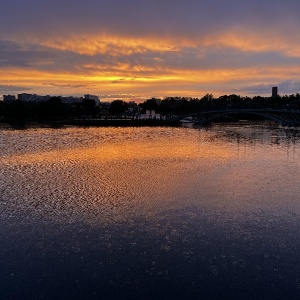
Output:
top-left (0, 118), bottom-right (181, 128)
top-left (65, 118), bottom-right (180, 127)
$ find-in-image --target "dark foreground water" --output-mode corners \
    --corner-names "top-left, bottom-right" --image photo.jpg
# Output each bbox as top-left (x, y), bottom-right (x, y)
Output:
top-left (1, 123), bottom-right (300, 299)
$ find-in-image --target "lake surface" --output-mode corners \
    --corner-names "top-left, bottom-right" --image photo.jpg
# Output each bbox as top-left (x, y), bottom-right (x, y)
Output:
top-left (1, 123), bottom-right (300, 299)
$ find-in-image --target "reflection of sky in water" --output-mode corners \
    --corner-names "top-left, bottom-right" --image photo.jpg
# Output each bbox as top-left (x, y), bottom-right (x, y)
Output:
top-left (1, 125), bottom-right (300, 299)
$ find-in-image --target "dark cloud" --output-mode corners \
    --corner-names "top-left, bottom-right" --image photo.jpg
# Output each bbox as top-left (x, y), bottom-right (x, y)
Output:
top-left (0, 40), bottom-right (63, 69)
top-left (0, 40), bottom-right (110, 72)
top-left (0, 84), bottom-right (31, 94)
top-left (2, 0), bottom-right (300, 40)
top-left (241, 81), bottom-right (300, 96)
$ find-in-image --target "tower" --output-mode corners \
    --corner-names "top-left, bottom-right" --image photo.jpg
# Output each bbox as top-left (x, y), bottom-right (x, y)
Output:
top-left (272, 87), bottom-right (278, 98)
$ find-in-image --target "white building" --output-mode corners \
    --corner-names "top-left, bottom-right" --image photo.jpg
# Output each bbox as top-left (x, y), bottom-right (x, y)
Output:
top-left (140, 110), bottom-right (161, 120)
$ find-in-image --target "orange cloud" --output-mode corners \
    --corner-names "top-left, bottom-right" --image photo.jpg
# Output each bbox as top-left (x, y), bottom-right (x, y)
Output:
top-left (35, 35), bottom-right (179, 57)
top-left (202, 29), bottom-right (300, 57)
top-left (2, 64), bottom-right (300, 99)
top-left (23, 28), bottom-right (300, 60)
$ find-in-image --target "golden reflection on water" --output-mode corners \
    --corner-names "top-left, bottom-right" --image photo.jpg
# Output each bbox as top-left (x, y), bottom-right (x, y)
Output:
top-left (1, 126), bottom-right (300, 226)
top-left (0, 131), bottom-right (235, 165)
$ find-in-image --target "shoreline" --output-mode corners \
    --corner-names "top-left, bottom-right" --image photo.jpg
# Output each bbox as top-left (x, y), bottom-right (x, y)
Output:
top-left (0, 118), bottom-right (181, 128)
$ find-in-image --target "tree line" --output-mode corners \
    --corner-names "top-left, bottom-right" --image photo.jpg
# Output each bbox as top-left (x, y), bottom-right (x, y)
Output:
top-left (110, 93), bottom-right (300, 117)
top-left (1, 93), bottom-right (300, 122)
top-left (0, 97), bottom-right (98, 121)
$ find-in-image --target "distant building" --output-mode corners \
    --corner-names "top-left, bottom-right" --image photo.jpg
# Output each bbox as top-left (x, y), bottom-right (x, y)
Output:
top-left (3, 95), bottom-right (16, 103)
top-left (18, 93), bottom-right (36, 102)
top-left (84, 94), bottom-right (100, 106)
top-left (10, 93), bottom-right (100, 105)
top-left (272, 87), bottom-right (278, 98)
top-left (17, 93), bottom-right (51, 102)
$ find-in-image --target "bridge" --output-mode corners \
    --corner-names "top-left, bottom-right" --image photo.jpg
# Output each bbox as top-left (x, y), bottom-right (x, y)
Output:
top-left (178, 108), bottom-right (300, 127)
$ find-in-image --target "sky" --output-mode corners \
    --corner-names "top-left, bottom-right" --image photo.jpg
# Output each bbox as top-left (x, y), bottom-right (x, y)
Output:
top-left (1, 0), bottom-right (300, 102)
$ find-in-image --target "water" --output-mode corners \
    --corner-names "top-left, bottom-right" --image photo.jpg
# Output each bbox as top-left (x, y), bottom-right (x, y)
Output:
top-left (1, 123), bottom-right (300, 299)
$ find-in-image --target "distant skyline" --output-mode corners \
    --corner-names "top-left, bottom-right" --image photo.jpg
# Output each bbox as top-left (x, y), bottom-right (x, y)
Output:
top-left (1, 0), bottom-right (300, 102)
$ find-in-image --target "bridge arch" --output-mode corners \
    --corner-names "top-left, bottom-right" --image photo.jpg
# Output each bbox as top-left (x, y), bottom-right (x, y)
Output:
top-left (193, 109), bottom-right (300, 127)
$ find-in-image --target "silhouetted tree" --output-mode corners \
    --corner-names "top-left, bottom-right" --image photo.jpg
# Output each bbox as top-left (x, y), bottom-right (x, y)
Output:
top-left (6, 100), bottom-right (27, 120)
top-left (187, 99), bottom-right (202, 112)
top-left (157, 99), bottom-right (172, 116)
top-left (109, 100), bottom-right (128, 115)
top-left (200, 94), bottom-right (214, 110)
top-left (140, 98), bottom-right (159, 113)
top-left (45, 97), bottom-right (65, 119)
top-left (0, 101), bottom-right (6, 117)
top-left (80, 99), bottom-right (98, 117)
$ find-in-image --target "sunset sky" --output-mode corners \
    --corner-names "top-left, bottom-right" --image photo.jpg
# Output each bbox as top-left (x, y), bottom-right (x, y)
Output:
top-left (1, 0), bottom-right (300, 102)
